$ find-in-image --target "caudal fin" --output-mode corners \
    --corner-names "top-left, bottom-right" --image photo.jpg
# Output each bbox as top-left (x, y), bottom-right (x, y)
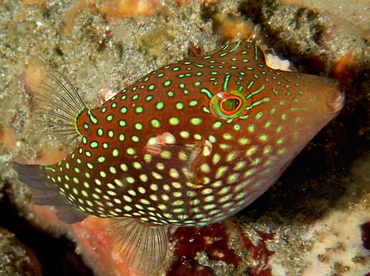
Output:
top-left (110, 218), bottom-right (169, 275)
top-left (12, 161), bottom-right (88, 224)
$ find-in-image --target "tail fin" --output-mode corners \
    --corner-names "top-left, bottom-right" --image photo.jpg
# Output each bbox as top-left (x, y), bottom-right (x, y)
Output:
top-left (12, 162), bottom-right (88, 224)
top-left (110, 218), bottom-right (169, 275)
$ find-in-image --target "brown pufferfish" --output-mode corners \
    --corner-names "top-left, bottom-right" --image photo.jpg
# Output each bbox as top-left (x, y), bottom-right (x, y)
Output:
top-left (12, 40), bottom-right (345, 274)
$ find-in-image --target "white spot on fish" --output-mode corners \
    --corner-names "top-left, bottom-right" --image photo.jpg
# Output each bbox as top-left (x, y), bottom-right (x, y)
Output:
top-left (203, 140), bottom-right (213, 156)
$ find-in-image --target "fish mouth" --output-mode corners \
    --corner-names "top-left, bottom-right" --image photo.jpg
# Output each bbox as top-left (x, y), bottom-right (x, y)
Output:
top-left (328, 90), bottom-right (345, 113)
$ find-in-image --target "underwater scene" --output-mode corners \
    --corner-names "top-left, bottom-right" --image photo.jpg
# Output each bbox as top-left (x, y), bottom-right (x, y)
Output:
top-left (0, 0), bottom-right (369, 275)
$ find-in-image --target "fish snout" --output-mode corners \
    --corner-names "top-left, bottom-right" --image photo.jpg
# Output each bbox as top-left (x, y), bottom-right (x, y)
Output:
top-left (328, 89), bottom-right (345, 113)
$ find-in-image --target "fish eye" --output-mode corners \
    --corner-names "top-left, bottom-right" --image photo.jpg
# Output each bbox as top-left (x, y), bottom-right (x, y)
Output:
top-left (210, 90), bottom-right (249, 119)
top-left (221, 98), bottom-right (241, 113)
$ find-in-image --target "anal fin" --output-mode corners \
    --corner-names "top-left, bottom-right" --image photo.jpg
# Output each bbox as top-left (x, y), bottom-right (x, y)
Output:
top-left (11, 161), bottom-right (87, 224)
top-left (109, 217), bottom-right (169, 276)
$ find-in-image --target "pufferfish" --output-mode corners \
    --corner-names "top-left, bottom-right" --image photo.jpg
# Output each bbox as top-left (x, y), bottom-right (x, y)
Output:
top-left (12, 40), bottom-right (344, 274)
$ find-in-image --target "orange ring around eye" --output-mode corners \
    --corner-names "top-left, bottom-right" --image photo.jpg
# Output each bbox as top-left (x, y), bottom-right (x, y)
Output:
top-left (210, 90), bottom-right (249, 120)
top-left (220, 96), bottom-right (242, 116)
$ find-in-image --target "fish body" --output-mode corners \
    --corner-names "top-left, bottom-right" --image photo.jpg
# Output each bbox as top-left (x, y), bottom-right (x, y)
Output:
top-left (13, 41), bottom-right (344, 273)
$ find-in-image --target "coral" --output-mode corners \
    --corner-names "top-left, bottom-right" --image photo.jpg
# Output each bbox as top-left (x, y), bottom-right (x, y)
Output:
top-left (0, 227), bottom-right (42, 276)
top-left (169, 222), bottom-right (243, 275)
top-left (361, 221), bottom-right (370, 250)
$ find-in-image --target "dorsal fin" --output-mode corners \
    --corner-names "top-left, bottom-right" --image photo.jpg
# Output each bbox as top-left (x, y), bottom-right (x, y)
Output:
top-left (35, 71), bottom-right (87, 142)
top-left (109, 218), bottom-right (169, 275)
